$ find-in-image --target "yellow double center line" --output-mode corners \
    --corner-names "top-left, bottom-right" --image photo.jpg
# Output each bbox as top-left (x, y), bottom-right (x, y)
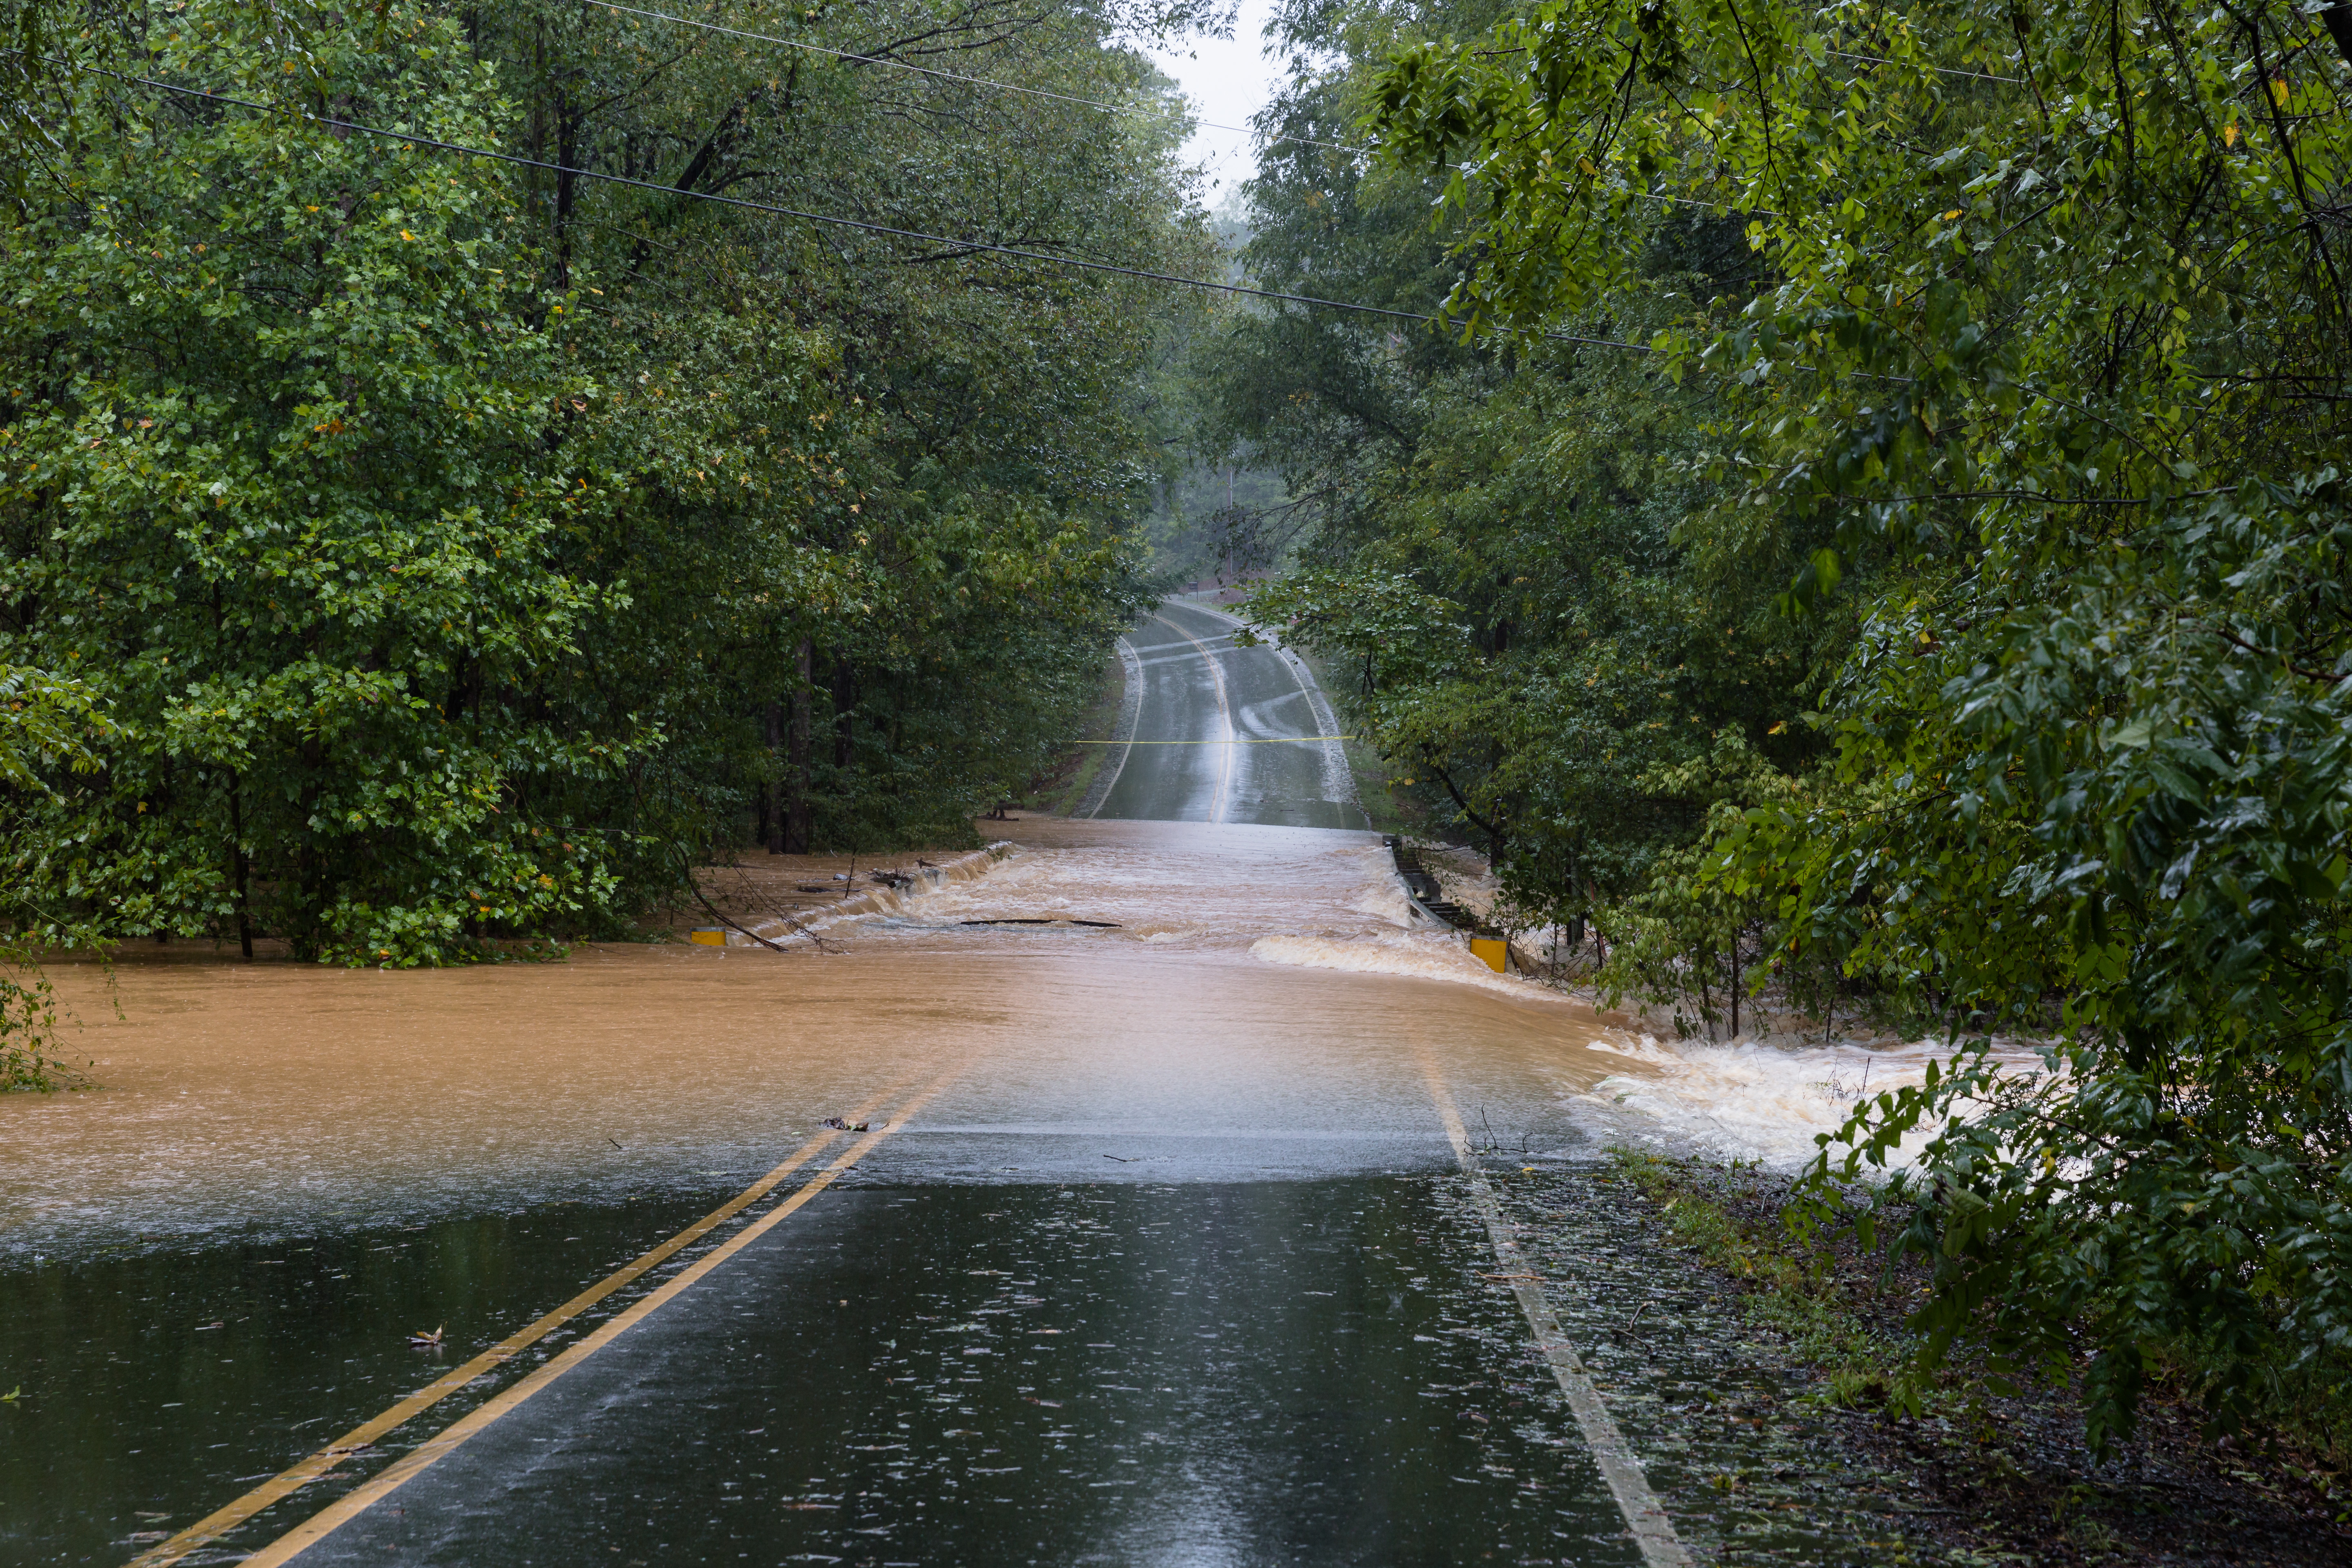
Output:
top-left (134, 1062), bottom-right (964, 1568)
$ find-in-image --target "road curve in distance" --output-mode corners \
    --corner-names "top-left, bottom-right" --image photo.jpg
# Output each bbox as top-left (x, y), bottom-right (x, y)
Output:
top-left (1094, 598), bottom-right (1366, 829)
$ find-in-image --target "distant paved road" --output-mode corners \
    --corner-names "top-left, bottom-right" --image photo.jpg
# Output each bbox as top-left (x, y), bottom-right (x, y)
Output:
top-left (1091, 599), bottom-right (1367, 829)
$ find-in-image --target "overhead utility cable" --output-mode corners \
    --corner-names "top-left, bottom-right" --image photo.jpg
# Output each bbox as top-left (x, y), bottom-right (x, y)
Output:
top-left (56, 58), bottom-right (1656, 354)
top-left (1478, 41), bottom-right (2023, 84)
top-left (591, 1), bottom-right (1368, 156)
top-left (595, 2), bottom-right (1748, 214)
top-left (1823, 47), bottom-right (2022, 83)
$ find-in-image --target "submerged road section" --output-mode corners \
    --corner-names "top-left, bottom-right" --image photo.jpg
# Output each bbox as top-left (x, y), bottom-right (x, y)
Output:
top-left (0, 600), bottom-right (1782, 1568)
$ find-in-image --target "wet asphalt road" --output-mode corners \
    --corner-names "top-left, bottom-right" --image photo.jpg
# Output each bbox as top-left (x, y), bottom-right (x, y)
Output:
top-left (2, 601), bottom-right (1743, 1568)
top-left (1091, 601), bottom-right (1365, 831)
top-left (290, 1180), bottom-right (1634, 1566)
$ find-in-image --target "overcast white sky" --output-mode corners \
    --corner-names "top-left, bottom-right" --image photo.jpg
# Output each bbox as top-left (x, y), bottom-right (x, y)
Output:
top-left (1142, 0), bottom-right (1287, 202)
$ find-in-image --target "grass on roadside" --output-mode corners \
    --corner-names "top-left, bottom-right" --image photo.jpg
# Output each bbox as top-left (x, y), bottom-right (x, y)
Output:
top-left (1611, 1145), bottom-right (2352, 1549)
top-left (1610, 1149), bottom-right (1911, 1409)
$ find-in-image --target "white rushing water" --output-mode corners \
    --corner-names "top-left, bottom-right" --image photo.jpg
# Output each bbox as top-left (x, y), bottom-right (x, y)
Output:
top-left (802, 819), bottom-right (2034, 1171)
top-left (1571, 1033), bottom-right (2049, 1171)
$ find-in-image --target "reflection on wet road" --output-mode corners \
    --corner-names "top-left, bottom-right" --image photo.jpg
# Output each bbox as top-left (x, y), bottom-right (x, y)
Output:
top-left (0, 601), bottom-right (1786, 1566)
top-left (301, 1180), bottom-right (1635, 1566)
top-left (5, 1166), bottom-right (1906, 1568)
top-left (1094, 600), bottom-right (1363, 830)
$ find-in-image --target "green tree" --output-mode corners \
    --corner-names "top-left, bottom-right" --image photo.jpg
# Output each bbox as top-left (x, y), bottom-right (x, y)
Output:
top-left (1371, 0), bottom-right (2352, 1444)
top-left (0, 666), bottom-right (108, 1087)
top-left (4, 0), bottom-right (1209, 966)
top-left (1211, 0), bottom-right (1826, 973)
top-left (464, 0), bottom-right (1207, 852)
top-left (2, 1), bottom-right (697, 962)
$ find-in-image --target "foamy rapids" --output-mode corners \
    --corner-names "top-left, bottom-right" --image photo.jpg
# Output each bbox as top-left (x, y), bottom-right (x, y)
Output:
top-left (788, 823), bottom-right (2040, 1169)
top-left (779, 832), bottom-right (1546, 993)
top-left (1573, 1033), bottom-right (2047, 1170)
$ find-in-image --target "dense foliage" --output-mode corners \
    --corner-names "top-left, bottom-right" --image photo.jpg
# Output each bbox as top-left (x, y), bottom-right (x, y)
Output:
top-left (0, 666), bottom-right (106, 1086)
top-left (1, 0), bottom-right (1205, 963)
top-left (1205, 0), bottom-right (1837, 1026)
top-left (1217, 0), bottom-right (2352, 1445)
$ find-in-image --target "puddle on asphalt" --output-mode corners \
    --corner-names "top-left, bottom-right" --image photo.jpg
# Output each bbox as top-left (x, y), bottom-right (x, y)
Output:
top-left (404, 1176), bottom-right (1636, 1568)
top-left (2, 1172), bottom-right (1919, 1568)
top-left (9, 1177), bottom-right (1625, 1566)
top-left (0, 1190), bottom-right (733, 1566)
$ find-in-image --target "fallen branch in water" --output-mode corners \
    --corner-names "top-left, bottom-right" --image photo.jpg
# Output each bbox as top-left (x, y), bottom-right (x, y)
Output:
top-left (719, 862), bottom-right (843, 952)
top-left (666, 851), bottom-right (813, 953)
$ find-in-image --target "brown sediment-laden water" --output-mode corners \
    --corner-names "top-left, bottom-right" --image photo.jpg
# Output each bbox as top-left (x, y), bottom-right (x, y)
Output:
top-left (2, 818), bottom-right (1620, 1259)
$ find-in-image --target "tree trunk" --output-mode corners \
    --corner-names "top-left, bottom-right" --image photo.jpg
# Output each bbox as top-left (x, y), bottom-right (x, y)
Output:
top-left (228, 773), bottom-right (253, 961)
top-left (2327, 4), bottom-right (2352, 72)
top-left (762, 699), bottom-right (785, 852)
top-left (552, 91), bottom-right (577, 289)
top-left (831, 654), bottom-right (856, 770)
top-left (1728, 935), bottom-right (1740, 1038)
top-left (784, 638), bottom-right (813, 853)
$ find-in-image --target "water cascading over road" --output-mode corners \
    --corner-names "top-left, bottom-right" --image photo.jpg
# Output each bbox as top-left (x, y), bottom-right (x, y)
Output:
top-left (0, 598), bottom-right (1833, 1568)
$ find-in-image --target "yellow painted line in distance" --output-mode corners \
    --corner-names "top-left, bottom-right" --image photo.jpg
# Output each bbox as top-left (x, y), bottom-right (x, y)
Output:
top-left (234, 1062), bottom-right (966, 1567)
top-left (1415, 1049), bottom-right (1692, 1568)
top-left (129, 1074), bottom-right (919, 1568)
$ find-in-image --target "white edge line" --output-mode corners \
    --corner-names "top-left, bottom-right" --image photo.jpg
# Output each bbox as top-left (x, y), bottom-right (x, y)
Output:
top-left (1085, 636), bottom-right (1145, 820)
top-left (1423, 1059), bottom-right (1694, 1568)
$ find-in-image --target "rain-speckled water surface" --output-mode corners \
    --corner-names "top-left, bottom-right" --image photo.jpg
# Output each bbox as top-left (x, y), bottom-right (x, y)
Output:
top-left (8, 1176), bottom-right (1654, 1565)
top-left (295, 1178), bottom-right (1637, 1567)
top-left (5, 1164), bottom-right (1927, 1568)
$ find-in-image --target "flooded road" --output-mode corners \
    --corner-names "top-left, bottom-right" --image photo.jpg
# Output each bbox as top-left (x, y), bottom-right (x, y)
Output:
top-left (0, 604), bottom-right (1852, 1567)
top-left (1, 822), bottom-right (1586, 1258)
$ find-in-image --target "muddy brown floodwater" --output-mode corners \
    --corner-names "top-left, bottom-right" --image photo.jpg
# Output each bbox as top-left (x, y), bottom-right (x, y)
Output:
top-left (15, 815), bottom-right (1847, 1568)
top-left (0, 818), bottom-right (1626, 1261)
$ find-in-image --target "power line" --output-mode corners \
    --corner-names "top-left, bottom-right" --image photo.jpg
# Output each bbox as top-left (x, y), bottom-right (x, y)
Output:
top-left (596, 2), bottom-right (1748, 215)
top-left (1823, 47), bottom-right (2023, 84)
top-left (49, 55), bottom-right (1655, 354)
top-left (591, 1), bottom-right (1372, 158)
top-left (1477, 41), bottom-right (2025, 85)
